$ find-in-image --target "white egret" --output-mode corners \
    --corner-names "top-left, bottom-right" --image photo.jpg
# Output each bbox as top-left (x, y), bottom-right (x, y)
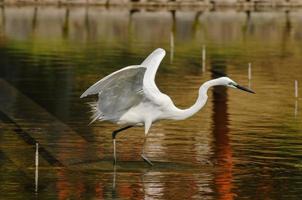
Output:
top-left (80, 48), bottom-right (254, 166)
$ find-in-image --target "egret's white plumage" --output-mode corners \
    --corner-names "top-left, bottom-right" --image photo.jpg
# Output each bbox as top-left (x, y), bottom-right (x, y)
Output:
top-left (81, 48), bottom-right (254, 165)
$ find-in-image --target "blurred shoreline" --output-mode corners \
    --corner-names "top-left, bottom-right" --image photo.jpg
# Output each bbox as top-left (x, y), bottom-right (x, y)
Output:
top-left (1, 0), bottom-right (302, 9)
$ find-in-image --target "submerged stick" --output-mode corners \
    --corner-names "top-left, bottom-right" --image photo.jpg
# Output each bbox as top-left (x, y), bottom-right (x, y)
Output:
top-left (295, 100), bottom-right (298, 117)
top-left (35, 143), bottom-right (39, 193)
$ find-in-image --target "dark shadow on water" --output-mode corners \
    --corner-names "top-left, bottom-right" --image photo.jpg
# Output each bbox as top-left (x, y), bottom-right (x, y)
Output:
top-left (70, 160), bottom-right (214, 173)
top-left (0, 110), bottom-right (63, 167)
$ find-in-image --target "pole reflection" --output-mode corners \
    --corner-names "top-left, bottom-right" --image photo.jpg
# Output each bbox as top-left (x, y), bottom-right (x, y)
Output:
top-left (62, 8), bottom-right (69, 39)
top-left (281, 10), bottom-right (292, 57)
top-left (31, 7), bottom-right (38, 36)
top-left (0, 6), bottom-right (4, 37)
top-left (170, 10), bottom-right (176, 64)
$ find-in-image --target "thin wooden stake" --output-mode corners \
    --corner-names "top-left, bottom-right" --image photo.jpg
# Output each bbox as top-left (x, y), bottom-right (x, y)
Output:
top-left (295, 80), bottom-right (298, 98)
top-left (35, 143), bottom-right (39, 193)
top-left (202, 45), bottom-right (206, 73)
top-left (248, 62), bottom-right (252, 80)
top-left (170, 32), bottom-right (174, 64)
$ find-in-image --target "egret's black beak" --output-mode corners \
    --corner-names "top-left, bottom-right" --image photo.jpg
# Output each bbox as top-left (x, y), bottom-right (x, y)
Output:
top-left (235, 84), bottom-right (255, 94)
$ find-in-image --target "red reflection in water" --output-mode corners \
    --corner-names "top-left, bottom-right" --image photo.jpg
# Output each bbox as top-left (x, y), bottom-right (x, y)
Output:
top-left (95, 182), bottom-right (104, 199)
top-left (116, 177), bottom-right (144, 199)
top-left (56, 169), bottom-right (72, 200)
top-left (56, 169), bottom-right (93, 199)
top-left (212, 85), bottom-right (234, 200)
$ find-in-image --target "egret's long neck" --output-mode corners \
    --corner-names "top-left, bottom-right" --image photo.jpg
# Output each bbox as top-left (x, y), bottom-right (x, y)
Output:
top-left (170, 79), bottom-right (219, 120)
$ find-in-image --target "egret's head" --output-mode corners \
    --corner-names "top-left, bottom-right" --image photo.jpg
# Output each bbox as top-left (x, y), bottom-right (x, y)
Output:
top-left (217, 77), bottom-right (255, 94)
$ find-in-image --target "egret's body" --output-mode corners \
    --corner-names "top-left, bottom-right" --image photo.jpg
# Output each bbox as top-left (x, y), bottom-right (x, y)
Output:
top-left (81, 48), bottom-right (254, 165)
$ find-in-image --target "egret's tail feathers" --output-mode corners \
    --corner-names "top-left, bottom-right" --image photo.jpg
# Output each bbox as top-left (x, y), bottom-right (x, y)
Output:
top-left (87, 102), bottom-right (104, 125)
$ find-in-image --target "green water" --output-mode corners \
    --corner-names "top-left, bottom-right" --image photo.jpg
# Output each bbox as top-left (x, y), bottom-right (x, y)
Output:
top-left (0, 7), bottom-right (302, 199)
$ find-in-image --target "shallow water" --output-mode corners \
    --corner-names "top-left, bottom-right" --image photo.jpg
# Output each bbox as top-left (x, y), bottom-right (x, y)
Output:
top-left (0, 6), bottom-right (302, 199)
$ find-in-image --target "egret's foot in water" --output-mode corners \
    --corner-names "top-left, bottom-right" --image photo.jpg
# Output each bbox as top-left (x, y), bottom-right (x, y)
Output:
top-left (141, 154), bottom-right (153, 166)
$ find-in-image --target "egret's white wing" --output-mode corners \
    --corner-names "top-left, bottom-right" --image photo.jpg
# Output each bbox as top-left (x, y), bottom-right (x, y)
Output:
top-left (81, 48), bottom-right (167, 123)
top-left (81, 65), bottom-right (146, 123)
top-left (80, 65), bottom-right (142, 98)
top-left (141, 48), bottom-right (168, 105)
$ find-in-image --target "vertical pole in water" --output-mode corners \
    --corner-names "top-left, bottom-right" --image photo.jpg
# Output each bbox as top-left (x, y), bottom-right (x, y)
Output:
top-left (202, 45), bottom-right (206, 73)
top-left (295, 80), bottom-right (298, 117)
top-left (295, 80), bottom-right (298, 98)
top-left (35, 143), bottom-right (39, 193)
top-left (248, 63), bottom-right (252, 80)
top-left (170, 31), bottom-right (174, 64)
top-left (248, 63), bottom-right (252, 88)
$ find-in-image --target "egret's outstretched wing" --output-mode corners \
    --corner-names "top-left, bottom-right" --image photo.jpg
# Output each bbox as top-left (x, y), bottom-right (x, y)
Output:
top-left (80, 65), bottom-right (146, 123)
top-left (141, 48), bottom-right (168, 105)
top-left (80, 48), bottom-right (167, 123)
top-left (80, 65), bottom-right (143, 98)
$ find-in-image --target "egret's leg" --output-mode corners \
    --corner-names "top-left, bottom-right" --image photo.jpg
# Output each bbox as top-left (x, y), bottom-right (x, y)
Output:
top-left (112, 125), bottom-right (133, 165)
top-left (113, 139), bottom-right (117, 164)
top-left (141, 136), bottom-right (153, 166)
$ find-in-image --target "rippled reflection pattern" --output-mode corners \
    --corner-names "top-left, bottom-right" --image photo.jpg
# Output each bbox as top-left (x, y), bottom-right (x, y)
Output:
top-left (0, 7), bottom-right (302, 200)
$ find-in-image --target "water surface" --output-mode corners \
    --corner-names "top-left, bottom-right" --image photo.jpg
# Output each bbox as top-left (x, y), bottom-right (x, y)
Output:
top-left (0, 6), bottom-right (302, 199)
